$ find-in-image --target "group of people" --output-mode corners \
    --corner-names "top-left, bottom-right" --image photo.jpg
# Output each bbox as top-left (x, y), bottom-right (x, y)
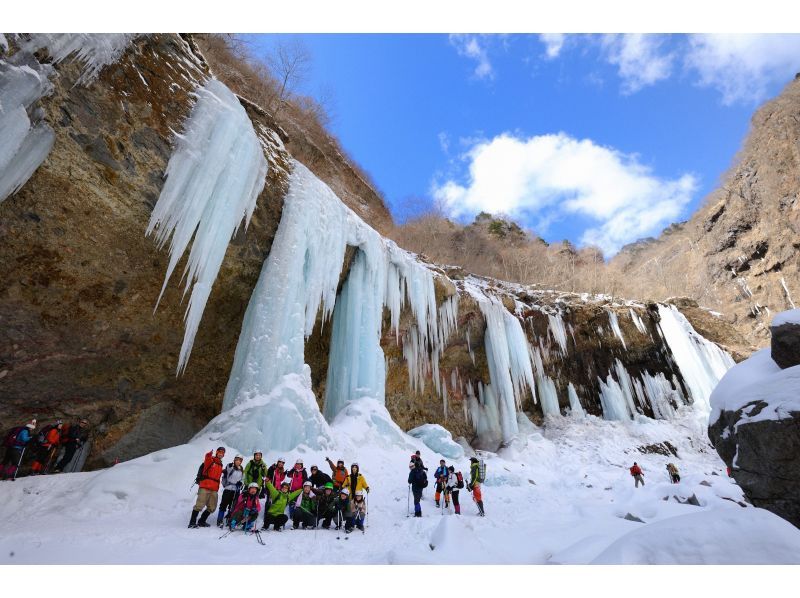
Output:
top-left (628, 461), bottom-right (681, 487)
top-left (407, 450), bottom-right (486, 518)
top-left (1, 418), bottom-right (90, 480)
top-left (190, 450), bottom-right (370, 534)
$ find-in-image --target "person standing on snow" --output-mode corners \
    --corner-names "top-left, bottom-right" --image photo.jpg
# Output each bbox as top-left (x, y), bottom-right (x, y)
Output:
top-left (333, 487), bottom-right (351, 530)
top-left (267, 457), bottom-right (287, 489)
top-left (630, 462), bottom-right (645, 487)
top-left (262, 479), bottom-right (302, 531)
top-left (189, 447), bottom-right (226, 528)
top-left (285, 459), bottom-right (308, 517)
top-left (31, 420), bottom-right (62, 475)
top-left (434, 459), bottom-right (449, 508)
top-left (217, 455), bottom-right (244, 527)
top-left (292, 480), bottom-right (318, 529)
top-left (54, 418), bottom-right (89, 472)
top-left (325, 456), bottom-right (348, 490)
top-left (1, 419), bottom-right (36, 480)
top-left (446, 465), bottom-right (463, 515)
top-left (343, 462), bottom-right (370, 499)
top-left (243, 452), bottom-right (267, 495)
top-left (229, 482), bottom-right (262, 531)
top-left (666, 463), bottom-right (680, 484)
top-left (408, 459), bottom-right (428, 517)
top-left (467, 457), bottom-right (485, 516)
top-left (309, 464), bottom-right (332, 488)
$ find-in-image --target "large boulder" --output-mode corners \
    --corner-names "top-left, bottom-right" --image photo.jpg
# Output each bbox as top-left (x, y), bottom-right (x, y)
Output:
top-left (770, 309), bottom-right (800, 369)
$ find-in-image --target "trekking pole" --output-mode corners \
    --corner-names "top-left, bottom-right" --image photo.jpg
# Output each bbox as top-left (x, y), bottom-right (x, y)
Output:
top-left (407, 484), bottom-right (411, 517)
top-left (43, 445), bottom-right (57, 475)
top-left (366, 494), bottom-right (369, 528)
top-left (12, 446), bottom-right (27, 481)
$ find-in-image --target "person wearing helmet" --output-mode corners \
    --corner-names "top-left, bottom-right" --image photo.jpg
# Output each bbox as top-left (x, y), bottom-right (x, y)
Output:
top-left (325, 456), bottom-right (348, 490)
top-left (434, 459), bottom-right (449, 508)
top-left (285, 459), bottom-right (308, 517)
top-left (309, 464), bottom-right (332, 488)
top-left (229, 482), bottom-right (262, 531)
top-left (315, 482), bottom-right (337, 529)
top-left (349, 490), bottom-right (367, 533)
top-left (189, 447), bottom-right (226, 528)
top-left (1, 419), bottom-right (36, 480)
top-left (333, 487), bottom-right (351, 530)
top-left (217, 455), bottom-right (244, 528)
top-left (342, 462), bottom-right (370, 499)
top-left (261, 479), bottom-right (302, 531)
top-left (292, 480), bottom-right (318, 529)
top-left (266, 457), bottom-right (287, 507)
top-left (31, 420), bottom-right (63, 475)
top-left (243, 452), bottom-right (267, 495)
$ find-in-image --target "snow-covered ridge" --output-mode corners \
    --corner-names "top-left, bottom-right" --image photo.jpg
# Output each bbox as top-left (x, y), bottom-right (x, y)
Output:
top-left (147, 78), bottom-right (268, 374)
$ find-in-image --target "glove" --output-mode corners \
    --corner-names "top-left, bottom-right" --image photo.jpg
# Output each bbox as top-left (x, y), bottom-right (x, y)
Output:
top-left (365, 487), bottom-right (370, 494)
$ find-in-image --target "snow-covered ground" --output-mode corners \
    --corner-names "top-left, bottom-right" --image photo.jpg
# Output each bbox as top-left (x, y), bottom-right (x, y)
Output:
top-left (3, 403), bottom-right (799, 565)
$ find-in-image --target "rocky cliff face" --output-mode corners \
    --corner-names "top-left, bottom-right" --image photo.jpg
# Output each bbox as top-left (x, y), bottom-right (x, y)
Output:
top-left (611, 76), bottom-right (800, 348)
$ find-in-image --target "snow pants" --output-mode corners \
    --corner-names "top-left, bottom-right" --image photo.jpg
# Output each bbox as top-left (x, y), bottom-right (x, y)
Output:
top-left (634, 474), bottom-right (644, 488)
top-left (262, 513), bottom-right (288, 530)
top-left (217, 489), bottom-right (238, 522)
top-left (230, 507), bottom-right (258, 530)
top-left (31, 444), bottom-right (56, 473)
top-left (292, 509), bottom-right (316, 528)
top-left (449, 489), bottom-right (461, 514)
top-left (412, 488), bottom-right (423, 516)
top-left (55, 442), bottom-right (79, 471)
top-left (1, 447), bottom-right (24, 479)
top-left (671, 474), bottom-right (680, 484)
top-left (194, 488), bottom-right (219, 512)
top-left (471, 483), bottom-right (482, 502)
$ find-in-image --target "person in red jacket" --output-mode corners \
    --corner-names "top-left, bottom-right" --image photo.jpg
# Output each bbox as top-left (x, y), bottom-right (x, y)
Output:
top-left (31, 420), bottom-right (62, 474)
top-left (189, 447), bottom-right (226, 528)
top-left (630, 462), bottom-right (645, 488)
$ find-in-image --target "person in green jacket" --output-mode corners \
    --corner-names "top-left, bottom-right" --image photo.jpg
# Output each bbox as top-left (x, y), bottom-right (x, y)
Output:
top-left (244, 452), bottom-right (268, 495)
top-left (261, 479), bottom-right (302, 531)
top-left (292, 480), bottom-right (318, 529)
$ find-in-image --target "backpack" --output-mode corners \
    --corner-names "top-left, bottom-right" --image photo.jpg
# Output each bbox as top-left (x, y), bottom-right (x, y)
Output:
top-left (412, 467), bottom-right (427, 488)
top-left (3, 426), bottom-right (25, 448)
top-left (195, 461), bottom-right (212, 485)
top-left (455, 471), bottom-right (464, 489)
top-left (36, 424), bottom-right (56, 445)
top-left (477, 459), bottom-right (486, 483)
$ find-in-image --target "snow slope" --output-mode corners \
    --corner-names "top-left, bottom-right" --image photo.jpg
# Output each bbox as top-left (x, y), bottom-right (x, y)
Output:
top-left (2, 405), bottom-right (798, 565)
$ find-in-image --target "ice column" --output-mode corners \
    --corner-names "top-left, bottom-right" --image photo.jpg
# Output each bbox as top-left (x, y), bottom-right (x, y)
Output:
top-left (147, 78), bottom-right (268, 374)
top-left (657, 304), bottom-right (734, 413)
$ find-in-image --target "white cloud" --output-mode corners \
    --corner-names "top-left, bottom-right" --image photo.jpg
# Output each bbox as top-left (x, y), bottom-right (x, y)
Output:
top-left (449, 34), bottom-right (494, 80)
top-left (431, 132), bottom-right (697, 256)
top-left (540, 33), bottom-right (566, 59)
top-left (685, 34), bottom-right (800, 105)
top-left (600, 34), bottom-right (674, 94)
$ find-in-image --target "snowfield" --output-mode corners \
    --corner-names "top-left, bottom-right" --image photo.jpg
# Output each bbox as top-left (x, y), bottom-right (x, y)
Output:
top-left (2, 403), bottom-right (799, 565)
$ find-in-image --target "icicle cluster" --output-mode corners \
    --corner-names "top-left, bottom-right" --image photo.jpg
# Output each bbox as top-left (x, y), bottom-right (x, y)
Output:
top-left (607, 310), bottom-right (627, 349)
top-left (147, 78), bottom-right (268, 374)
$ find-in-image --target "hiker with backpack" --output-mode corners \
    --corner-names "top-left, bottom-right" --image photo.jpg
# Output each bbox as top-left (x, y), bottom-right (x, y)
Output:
top-left (217, 455), bottom-right (244, 528)
top-left (261, 479), bottom-right (302, 531)
top-left (434, 459), bottom-right (449, 508)
top-left (467, 457), bottom-right (485, 517)
top-left (229, 482), bottom-right (262, 531)
top-left (243, 452), bottom-right (267, 496)
top-left (54, 418), bottom-right (90, 473)
top-left (325, 456), bottom-right (348, 490)
top-left (666, 463), bottom-right (680, 484)
top-left (31, 420), bottom-right (62, 475)
top-left (408, 460), bottom-right (428, 517)
top-left (630, 462), bottom-right (645, 487)
top-left (1, 419), bottom-right (36, 481)
top-left (188, 447), bottom-right (226, 529)
top-left (309, 464), bottom-right (332, 488)
top-left (292, 480), bottom-right (318, 529)
top-left (343, 462), bottom-right (369, 499)
top-left (314, 482), bottom-right (337, 529)
top-left (446, 465), bottom-right (464, 515)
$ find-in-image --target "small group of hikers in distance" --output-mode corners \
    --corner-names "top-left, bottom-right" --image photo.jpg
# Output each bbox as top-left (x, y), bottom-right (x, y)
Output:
top-left (1, 418), bottom-right (91, 481)
top-left (629, 461), bottom-right (681, 487)
top-left (190, 450), bottom-right (370, 534)
top-left (407, 450), bottom-right (486, 518)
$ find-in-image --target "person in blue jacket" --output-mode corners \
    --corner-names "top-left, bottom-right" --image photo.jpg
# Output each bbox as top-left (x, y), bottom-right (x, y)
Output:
top-left (408, 459), bottom-right (428, 517)
top-left (1, 419), bottom-right (36, 480)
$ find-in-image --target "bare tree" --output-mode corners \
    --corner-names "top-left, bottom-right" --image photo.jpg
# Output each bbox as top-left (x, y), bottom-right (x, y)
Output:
top-left (265, 37), bottom-right (312, 114)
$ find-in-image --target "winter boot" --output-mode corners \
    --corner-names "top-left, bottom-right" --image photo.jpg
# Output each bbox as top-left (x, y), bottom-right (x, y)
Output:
top-left (197, 509), bottom-right (211, 527)
top-left (455, 504), bottom-right (461, 515)
top-left (217, 509), bottom-right (225, 528)
top-left (188, 510), bottom-right (199, 529)
top-left (477, 501), bottom-right (485, 516)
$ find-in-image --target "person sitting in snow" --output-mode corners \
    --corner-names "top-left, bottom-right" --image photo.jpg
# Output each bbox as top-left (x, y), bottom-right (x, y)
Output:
top-left (229, 482), bottom-right (261, 531)
top-left (309, 464), bottom-right (332, 488)
top-left (292, 480), bottom-right (318, 529)
top-left (348, 490), bottom-right (367, 532)
top-left (314, 482), bottom-right (337, 529)
top-left (217, 455), bottom-right (244, 528)
top-left (326, 456), bottom-right (348, 490)
top-left (630, 462), bottom-right (645, 488)
top-left (262, 479), bottom-right (302, 531)
top-left (446, 465), bottom-right (463, 515)
top-left (189, 446), bottom-right (225, 528)
top-left (667, 463), bottom-right (680, 484)
top-left (434, 459), bottom-right (449, 508)
top-left (408, 460), bottom-right (428, 517)
top-left (342, 462), bottom-right (369, 499)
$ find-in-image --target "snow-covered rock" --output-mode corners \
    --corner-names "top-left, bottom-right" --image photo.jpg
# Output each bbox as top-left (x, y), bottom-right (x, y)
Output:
top-left (408, 424), bottom-right (465, 460)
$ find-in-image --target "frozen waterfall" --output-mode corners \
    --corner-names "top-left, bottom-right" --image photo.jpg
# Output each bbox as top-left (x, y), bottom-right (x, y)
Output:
top-left (147, 78), bottom-right (268, 374)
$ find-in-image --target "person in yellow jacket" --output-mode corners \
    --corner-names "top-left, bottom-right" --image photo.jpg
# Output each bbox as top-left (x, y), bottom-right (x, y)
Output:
top-left (342, 462), bottom-right (369, 498)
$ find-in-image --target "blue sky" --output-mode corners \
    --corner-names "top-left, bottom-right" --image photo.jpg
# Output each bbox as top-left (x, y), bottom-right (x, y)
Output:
top-left (242, 33), bottom-right (800, 255)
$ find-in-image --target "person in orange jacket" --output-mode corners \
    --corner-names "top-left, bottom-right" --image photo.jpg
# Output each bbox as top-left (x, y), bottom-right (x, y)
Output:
top-left (189, 447), bottom-right (226, 528)
top-left (31, 420), bottom-right (63, 474)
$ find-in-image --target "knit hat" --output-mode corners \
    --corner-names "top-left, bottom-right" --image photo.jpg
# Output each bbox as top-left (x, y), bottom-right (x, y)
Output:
top-left (25, 419), bottom-right (36, 429)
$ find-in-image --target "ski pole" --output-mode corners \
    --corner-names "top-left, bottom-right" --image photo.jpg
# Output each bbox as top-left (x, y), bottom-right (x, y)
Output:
top-left (365, 494), bottom-right (369, 528)
top-left (12, 446), bottom-right (26, 481)
top-left (407, 484), bottom-right (410, 517)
